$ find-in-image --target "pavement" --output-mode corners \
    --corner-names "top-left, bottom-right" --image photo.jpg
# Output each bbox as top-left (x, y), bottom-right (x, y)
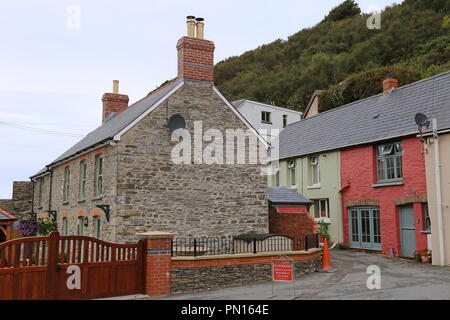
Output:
top-left (137, 249), bottom-right (450, 300)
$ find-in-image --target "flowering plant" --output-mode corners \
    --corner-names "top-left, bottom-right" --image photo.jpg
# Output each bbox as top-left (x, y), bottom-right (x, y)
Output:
top-left (37, 217), bottom-right (57, 236)
top-left (17, 218), bottom-right (38, 237)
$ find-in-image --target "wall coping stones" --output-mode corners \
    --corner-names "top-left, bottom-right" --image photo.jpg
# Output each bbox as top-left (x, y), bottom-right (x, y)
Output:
top-left (137, 231), bottom-right (175, 240)
top-left (171, 248), bottom-right (321, 261)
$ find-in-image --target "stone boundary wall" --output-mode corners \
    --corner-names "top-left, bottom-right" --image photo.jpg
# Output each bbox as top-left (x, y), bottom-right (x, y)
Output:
top-left (170, 249), bottom-right (321, 294)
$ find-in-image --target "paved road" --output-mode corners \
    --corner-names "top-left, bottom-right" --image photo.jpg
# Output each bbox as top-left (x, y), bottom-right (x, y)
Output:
top-left (141, 250), bottom-right (450, 300)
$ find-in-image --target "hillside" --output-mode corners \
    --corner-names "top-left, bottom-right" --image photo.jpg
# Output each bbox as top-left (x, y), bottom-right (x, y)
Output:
top-left (215, 0), bottom-right (450, 112)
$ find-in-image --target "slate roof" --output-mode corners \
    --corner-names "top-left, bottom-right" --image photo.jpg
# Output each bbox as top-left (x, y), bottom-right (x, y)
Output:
top-left (31, 79), bottom-right (183, 177)
top-left (267, 187), bottom-right (312, 204)
top-left (0, 208), bottom-right (16, 220)
top-left (278, 71), bottom-right (450, 160)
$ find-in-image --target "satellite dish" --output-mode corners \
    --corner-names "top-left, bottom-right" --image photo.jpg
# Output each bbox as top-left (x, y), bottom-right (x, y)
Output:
top-left (168, 114), bottom-right (186, 132)
top-left (415, 113), bottom-right (430, 128)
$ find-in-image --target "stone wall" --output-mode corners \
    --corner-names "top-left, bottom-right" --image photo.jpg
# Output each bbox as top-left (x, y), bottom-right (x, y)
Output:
top-left (0, 181), bottom-right (32, 220)
top-left (116, 80), bottom-right (268, 243)
top-left (171, 250), bottom-right (321, 294)
top-left (32, 145), bottom-right (118, 242)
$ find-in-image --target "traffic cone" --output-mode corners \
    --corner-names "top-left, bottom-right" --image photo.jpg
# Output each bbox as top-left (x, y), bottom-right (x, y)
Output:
top-left (319, 238), bottom-right (336, 273)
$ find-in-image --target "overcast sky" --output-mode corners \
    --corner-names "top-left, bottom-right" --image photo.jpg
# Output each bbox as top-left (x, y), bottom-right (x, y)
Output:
top-left (0, 0), bottom-right (401, 198)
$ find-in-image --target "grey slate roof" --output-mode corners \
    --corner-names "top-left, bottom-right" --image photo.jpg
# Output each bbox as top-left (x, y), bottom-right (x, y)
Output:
top-left (31, 79), bottom-right (183, 177)
top-left (278, 71), bottom-right (450, 160)
top-left (267, 187), bottom-right (312, 204)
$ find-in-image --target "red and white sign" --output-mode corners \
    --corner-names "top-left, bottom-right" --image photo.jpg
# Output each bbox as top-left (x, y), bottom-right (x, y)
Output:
top-left (273, 263), bottom-right (294, 282)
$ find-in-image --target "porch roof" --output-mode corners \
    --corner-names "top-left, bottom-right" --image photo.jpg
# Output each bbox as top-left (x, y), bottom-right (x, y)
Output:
top-left (0, 208), bottom-right (16, 221)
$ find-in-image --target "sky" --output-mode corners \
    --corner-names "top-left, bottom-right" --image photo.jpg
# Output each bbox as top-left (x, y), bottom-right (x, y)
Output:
top-left (0, 0), bottom-right (402, 199)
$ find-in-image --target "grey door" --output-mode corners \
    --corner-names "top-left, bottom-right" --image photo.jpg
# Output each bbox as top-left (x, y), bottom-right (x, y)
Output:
top-left (399, 206), bottom-right (416, 258)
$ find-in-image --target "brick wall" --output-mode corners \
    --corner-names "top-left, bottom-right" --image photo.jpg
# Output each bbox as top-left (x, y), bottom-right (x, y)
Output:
top-left (269, 205), bottom-right (315, 248)
top-left (171, 250), bottom-right (321, 294)
top-left (177, 36), bottom-right (215, 82)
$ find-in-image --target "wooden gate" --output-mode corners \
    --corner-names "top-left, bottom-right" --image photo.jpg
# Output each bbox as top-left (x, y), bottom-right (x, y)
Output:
top-left (0, 232), bottom-right (145, 300)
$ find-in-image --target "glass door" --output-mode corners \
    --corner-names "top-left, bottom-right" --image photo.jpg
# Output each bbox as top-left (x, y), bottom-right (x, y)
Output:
top-left (349, 207), bottom-right (382, 251)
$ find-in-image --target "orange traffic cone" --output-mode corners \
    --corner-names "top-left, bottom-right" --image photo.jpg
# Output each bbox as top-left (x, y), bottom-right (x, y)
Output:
top-left (319, 238), bottom-right (336, 273)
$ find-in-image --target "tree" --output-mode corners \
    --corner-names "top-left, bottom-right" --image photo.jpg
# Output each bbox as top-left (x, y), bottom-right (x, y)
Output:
top-left (322, 0), bottom-right (361, 23)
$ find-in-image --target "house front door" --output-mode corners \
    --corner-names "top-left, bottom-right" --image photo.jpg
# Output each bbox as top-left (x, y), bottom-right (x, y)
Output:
top-left (399, 205), bottom-right (416, 258)
top-left (349, 207), bottom-right (382, 251)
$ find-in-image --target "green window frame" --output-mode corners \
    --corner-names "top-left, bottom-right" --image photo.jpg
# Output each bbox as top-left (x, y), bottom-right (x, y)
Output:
top-left (62, 217), bottom-right (69, 236)
top-left (94, 216), bottom-right (101, 238)
top-left (63, 167), bottom-right (71, 203)
top-left (79, 160), bottom-right (87, 201)
top-left (77, 217), bottom-right (85, 236)
top-left (376, 142), bottom-right (403, 183)
top-left (94, 154), bottom-right (104, 198)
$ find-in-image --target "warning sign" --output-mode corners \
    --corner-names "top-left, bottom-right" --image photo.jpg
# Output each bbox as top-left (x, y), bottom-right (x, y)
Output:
top-left (273, 263), bottom-right (294, 282)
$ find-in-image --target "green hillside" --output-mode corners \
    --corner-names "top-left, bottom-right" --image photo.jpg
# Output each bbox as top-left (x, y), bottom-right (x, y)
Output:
top-left (215, 0), bottom-right (450, 112)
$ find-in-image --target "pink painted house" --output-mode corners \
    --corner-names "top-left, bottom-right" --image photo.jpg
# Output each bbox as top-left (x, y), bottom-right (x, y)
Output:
top-left (340, 137), bottom-right (428, 257)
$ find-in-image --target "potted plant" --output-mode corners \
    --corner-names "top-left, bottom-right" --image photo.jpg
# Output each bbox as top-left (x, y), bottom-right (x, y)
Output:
top-left (37, 217), bottom-right (57, 236)
top-left (17, 218), bottom-right (38, 237)
top-left (317, 219), bottom-right (330, 246)
top-left (415, 250), bottom-right (431, 263)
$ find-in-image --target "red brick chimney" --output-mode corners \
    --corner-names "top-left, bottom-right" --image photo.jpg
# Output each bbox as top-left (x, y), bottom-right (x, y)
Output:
top-left (102, 80), bottom-right (129, 122)
top-left (383, 73), bottom-right (398, 94)
top-left (177, 16), bottom-right (215, 82)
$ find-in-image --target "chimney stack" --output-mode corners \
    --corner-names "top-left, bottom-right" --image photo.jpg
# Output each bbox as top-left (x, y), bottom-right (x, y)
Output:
top-left (177, 16), bottom-right (215, 82)
top-left (383, 73), bottom-right (398, 94)
top-left (102, 80), bottom-right (129, 122)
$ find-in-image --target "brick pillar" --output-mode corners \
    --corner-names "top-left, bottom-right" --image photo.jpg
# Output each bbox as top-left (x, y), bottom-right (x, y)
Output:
top-left (138, 231), bottom-right (175, 297)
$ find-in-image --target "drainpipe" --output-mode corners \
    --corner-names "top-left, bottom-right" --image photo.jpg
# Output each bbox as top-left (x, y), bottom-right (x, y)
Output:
top-left (48, 167), bottom-right (53, 215)
top-left (432, 118), bottom-right (445, 266)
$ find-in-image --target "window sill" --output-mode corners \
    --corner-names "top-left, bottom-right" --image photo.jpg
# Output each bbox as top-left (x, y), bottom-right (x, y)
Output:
top-left (372, 180), bottom-right (404, 188)
top-left (289, 186), bottom-right (297, 189)
top-left (62, 202), bottom-right (69, 206)
top-left (93, 197), bottom-right (103, 201)
top-left (307, 184), bottom-right (321, 190)
top-left (421, 230), bottom-right (431, 235)
top-left (78, 200), bottom-right (86, 204)
top-left (314, 218), bottom-right (331, 224)
top-left (261, 121), bottom-right (273, 125)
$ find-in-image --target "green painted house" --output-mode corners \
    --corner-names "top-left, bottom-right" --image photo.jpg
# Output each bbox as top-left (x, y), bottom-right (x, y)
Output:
top-left (269, 150), bottom-right (343, 243)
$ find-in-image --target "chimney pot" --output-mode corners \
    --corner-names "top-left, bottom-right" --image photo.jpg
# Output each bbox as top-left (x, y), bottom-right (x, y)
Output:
top-left (383, 73), bottom-right (398, 94)
top-left (195, 17), bottom-right (205, 39)
top-left (113, 80), bottom-right (119, 94)
top-left (186, 16), bottom-right (196, 37)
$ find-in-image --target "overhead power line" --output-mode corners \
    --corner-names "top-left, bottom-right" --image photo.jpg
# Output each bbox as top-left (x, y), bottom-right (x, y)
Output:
top-left (0, 121), bottom-right (84, 138)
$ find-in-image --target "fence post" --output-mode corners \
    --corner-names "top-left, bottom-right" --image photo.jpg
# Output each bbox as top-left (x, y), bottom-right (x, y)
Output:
top-left (194, 239), bottom-right (197, 257)
top-left (137, 231), bottom-right (175, 297)
top-left (253, 237), bottom-right (257, 254)
top-left (305, 235), bottom-right (309, 251)
top-left (46, 231), bottom-right (60, 300)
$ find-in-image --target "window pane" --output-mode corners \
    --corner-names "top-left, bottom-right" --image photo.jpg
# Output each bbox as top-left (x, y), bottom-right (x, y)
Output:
top-left (291, 168), bottom-right (296, 185)
top-left (351, 211), bottom-right (359, 242)
top-left (373, 210), bottom-right (381, 244)
top-left (361, 210), bottom-right (371, 243)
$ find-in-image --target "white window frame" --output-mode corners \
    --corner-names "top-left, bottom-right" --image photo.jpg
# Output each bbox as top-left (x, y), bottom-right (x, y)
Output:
top-left (79, 160), bottom-right (87, 201)
top-left (309, 156), bottom-right (320, 187)
top-left (312, 199), bottom-right (330, 220)
top-left (288, 160), bottom-right (296, 186)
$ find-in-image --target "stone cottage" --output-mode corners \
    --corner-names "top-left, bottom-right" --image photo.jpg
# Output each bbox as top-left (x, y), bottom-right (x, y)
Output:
top-left (30, 17), bottom-right (269, 243)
